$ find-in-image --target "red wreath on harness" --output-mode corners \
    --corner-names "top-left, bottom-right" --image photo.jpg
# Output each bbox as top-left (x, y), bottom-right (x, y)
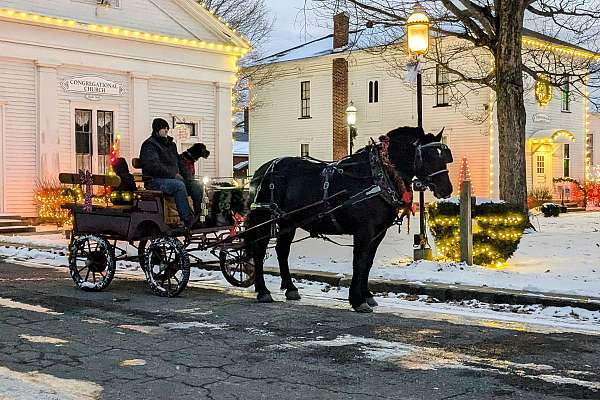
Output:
top-left (230, 212), bottom-right (246, 237)
top-left (378, 136), bottom-right (415, 231)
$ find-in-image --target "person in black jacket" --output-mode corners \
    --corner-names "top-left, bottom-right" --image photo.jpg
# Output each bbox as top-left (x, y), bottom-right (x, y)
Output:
top-left (139, 118), bottom-right (198, 228)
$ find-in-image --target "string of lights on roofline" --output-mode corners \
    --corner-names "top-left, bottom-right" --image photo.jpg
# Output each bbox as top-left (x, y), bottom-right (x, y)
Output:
top-left (0, 8), bottom-right (251, 57)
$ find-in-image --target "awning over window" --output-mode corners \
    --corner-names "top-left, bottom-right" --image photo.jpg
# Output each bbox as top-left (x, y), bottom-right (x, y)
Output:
top-left (528, 129), bottom-right (576, 144)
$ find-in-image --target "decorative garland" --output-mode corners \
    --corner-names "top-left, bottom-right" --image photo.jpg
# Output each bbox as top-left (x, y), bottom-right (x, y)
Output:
top-left (552, 177), bottom-right (587, 206)
top-left (376, 136), bottom-right (414, 225)
top-left (79, 169), bottom-right (93, 212)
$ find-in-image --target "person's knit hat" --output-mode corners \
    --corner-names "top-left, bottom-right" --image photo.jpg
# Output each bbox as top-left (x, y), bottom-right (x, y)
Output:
top-left (152, 118), bottom-right (170, 133)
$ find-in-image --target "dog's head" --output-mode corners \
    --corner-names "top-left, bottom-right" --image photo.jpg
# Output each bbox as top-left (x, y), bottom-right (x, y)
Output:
top-left (187, 143), bottom-right (210, 161)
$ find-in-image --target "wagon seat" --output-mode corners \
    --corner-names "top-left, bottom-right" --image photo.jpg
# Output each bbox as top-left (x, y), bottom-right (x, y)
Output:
top-left (131, 157), bottom-right (194, 226)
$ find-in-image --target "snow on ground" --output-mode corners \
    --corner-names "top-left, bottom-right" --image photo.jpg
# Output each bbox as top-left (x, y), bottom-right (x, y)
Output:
top-left (258, 211), bottom-right (600, 298)
top-left (3, 248), bottom-right (600, 333)
top-left (0, 212), bottom-right (599, 327)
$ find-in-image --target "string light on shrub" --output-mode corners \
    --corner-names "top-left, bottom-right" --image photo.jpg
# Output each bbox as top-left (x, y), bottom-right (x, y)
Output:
top-left (427, 201), bottom-right (528, 266)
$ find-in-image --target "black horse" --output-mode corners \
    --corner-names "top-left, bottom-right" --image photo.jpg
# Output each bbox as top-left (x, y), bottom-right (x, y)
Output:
top-left (245, 126), bottom-right (453, 312)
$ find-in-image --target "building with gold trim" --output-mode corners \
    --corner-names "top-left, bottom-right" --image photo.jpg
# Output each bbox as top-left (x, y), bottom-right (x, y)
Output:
top-left (0, 0), bottom-right (249, 215)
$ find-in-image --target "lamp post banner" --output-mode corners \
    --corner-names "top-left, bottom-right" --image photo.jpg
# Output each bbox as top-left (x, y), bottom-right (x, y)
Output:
top-left (405, 60), bottom-right (424, 84)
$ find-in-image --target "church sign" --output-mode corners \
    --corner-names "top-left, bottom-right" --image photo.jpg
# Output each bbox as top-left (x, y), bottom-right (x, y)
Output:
top-left (61, 76), bottom-right (126, 100)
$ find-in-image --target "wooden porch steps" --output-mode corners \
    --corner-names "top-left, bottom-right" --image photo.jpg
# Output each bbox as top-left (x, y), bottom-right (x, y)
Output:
top-left (0, 215), bottom-right (36, 234)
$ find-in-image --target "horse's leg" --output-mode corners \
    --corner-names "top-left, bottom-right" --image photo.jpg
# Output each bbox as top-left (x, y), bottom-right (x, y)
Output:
top-left (349, 230), bottom-right (372, 313)
top-left (248, 212), bottom-right (273, 303)
top-left (362, 230), bottom-right (387, 307)
top-left (276, 228), bottom-right (300, 300)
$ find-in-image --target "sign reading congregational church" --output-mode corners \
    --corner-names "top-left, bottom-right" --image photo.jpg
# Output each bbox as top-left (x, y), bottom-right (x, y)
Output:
top-left (61, 76), bottom-right (126, 101)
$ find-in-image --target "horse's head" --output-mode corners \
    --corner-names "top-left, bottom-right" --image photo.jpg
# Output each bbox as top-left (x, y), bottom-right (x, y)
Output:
top-left (385, 126), bottom-right (453, 199)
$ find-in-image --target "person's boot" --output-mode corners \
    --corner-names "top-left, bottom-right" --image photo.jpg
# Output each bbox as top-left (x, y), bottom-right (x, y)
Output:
top-left (185, 214), bottom-right (200, 230)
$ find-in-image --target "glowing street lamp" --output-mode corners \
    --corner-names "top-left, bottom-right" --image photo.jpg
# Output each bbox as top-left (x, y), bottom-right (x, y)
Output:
top-left (407, 5), bottom-right (430, 56)
top-left (407, 5), bottom-right (432, 261)
top-left (346, 101), bottom-right (358, 155)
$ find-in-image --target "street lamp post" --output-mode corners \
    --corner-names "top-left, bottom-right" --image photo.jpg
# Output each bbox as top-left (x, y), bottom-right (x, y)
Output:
top-left (407, 5), bottom-right (433, 261)
top-left (346, 101), bottom-right (358, 155)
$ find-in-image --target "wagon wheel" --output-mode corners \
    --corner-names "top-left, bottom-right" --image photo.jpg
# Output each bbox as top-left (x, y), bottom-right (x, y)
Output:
top-left (219, 247), bottom-right (255, 288)
top-left (68, 234), bottom-right (116, 291)
top-left (143, 237), bottom-right (190, 297)
top-left (137, 240), bottom-right (147, 270)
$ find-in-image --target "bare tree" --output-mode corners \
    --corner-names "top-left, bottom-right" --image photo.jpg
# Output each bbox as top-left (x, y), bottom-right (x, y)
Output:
top-left (306, 0), bottom-right (600, 211)
top-left (199, 0), bottom-right (278, 125)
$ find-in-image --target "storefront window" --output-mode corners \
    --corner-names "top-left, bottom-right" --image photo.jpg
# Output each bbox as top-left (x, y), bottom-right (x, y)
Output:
top-left (75, 109), bottom-right (92, 172)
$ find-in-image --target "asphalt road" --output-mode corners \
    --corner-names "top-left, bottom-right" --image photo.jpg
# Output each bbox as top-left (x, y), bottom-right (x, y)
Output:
top-left (0, 262), bottom-right (599, 400)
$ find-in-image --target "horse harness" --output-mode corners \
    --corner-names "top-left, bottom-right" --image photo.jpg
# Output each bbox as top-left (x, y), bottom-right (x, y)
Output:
top-left (253, 140), bottom-right (413, 237)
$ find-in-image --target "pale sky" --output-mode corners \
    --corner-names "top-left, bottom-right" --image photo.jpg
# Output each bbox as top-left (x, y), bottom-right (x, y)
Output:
top-left (263, 0), bottom-right (329, 56)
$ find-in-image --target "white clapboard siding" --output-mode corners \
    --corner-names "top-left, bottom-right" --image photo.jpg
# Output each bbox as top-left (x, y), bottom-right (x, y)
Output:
top-left (1, 0), bottom-right (219, 41)
top-left (251, 52), bottom-right (492, 198)
top-left (591, 113), bottom-right (600, 168)
top-left (523, 77), bottom-right (586, 183)
top-left (0, 58), bottom-right (37, 215)
top-left (57, 67), bottom-right (130, 173)
top-left (249, 62), bottom-right (333, 172)
top-left (148, 78), bottom-right (217, 176)
top-left (350, 56), bottom-right (491, 198)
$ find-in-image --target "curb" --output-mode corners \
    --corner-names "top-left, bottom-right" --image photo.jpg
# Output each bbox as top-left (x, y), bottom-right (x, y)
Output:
top-left (3, 240), bottom-right (600, 312)
top-left (285, 270), bottom-right (600, 312)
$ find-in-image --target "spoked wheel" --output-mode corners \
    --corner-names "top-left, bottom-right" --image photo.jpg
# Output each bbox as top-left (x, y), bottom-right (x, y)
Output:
top-left (137, 240), bottom-right (147, 270)
top-left (143, 236), bottom-right (190, 297)
top-left (219, 246), bottom-right (255, 288)
top-left (68, 234), bottom-right (116, 291)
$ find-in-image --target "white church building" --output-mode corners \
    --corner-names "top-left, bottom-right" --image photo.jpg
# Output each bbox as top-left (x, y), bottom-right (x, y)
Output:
top-left (0, 0), bottom-right (249, 216)
top-left (249, 13), bottom-right (596, 200)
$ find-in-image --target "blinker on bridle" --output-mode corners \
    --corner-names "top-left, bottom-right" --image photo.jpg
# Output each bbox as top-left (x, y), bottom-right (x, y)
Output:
top-left (412, 140), bottom-right (453, 186)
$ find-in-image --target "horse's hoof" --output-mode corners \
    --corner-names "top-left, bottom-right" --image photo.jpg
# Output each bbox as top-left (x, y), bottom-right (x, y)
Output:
top-left (257, 293), bottom-right (274, 303)
top-left (366, 297), bottom-right (378, 307)
top-left (285, 290), bottom-right (301, 301)
top-left (353, 303), bottom-right (373, 313)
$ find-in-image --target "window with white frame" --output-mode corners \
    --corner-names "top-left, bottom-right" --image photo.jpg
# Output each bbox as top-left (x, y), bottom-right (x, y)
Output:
top-left (74, 108), bottom-right (115, 174)
top-left (561, 80), bottom-right (571, 112)
top-left (436, 64), bottom-right (450, 106)
top-left (563, 143), bottom-right (570, 177)
top-left (536, 154), bottom-right (545, 174)
top-left (301, 143), bottom-right (310, 157)
top-left (368, 80), bottom-right (379, 103)
top-left (300, 81), bottom-right (311, 118)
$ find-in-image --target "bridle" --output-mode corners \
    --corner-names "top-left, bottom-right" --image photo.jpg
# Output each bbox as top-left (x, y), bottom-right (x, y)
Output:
top-left (413, 141), bottom-right (453, 187)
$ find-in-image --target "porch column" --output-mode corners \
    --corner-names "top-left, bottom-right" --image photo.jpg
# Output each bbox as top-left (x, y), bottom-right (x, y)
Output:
top-left (36, 62), bottom-right (61, 180)
top-left (216, 82), bottom-right (233, 177)
top-left (131, 73), bottom-right (150, 158)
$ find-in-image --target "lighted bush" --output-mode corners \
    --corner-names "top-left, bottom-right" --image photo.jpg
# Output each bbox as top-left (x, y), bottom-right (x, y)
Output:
top-left (34, 179), bottom-right (72, 226)
top-left (427, 200), bottom-right (529, 266)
